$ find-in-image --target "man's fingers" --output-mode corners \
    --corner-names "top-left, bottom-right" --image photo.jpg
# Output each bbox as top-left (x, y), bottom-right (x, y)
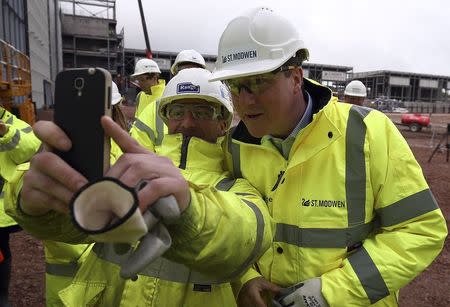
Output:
top-left (31, 152), bottom-right (87, 192)
top-left (238, 291), bottom-right (268, 307)
top-left (33, 120), bottom-right (71, 151)
top-left (24, 165), bottom-right (77, 205)
top-left (262, 281), bottom-right (281, 294)
top-left (101, 116), bottom-right (149, 154)
top-left (21, 185), bottom-right (69, 215)
top-left (137, 177), bottom-right (189, 213)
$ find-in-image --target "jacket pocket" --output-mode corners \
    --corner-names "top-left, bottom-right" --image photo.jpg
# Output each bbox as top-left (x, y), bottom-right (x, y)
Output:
top-left (59, 281), bottom-right (106, 307)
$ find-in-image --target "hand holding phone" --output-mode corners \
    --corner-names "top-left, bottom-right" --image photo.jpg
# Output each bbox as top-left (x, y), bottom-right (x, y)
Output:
top-left (54, 67), bottom-right (112, 181)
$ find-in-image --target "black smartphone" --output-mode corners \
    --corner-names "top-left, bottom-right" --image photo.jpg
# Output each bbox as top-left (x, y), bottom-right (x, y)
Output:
top-left (54, 67), bottom-right (112, 181)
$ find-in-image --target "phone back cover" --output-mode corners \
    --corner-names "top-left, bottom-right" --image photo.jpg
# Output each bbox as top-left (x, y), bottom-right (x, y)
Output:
top-left (54, 69), bottom-right (109, 181)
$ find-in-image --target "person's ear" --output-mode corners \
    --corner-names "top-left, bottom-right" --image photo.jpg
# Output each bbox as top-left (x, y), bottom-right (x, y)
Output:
top-left (218, 120), bottom-right (228, 136)
top-left (292, 67), bottom-right (303, 95)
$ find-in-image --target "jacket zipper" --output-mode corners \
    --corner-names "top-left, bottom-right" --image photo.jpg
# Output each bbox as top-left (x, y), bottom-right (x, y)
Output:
top-left (179, 135), bottom-right (191, 170)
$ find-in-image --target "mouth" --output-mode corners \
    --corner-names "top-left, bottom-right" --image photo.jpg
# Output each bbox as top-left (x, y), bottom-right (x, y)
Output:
top-left (245, 113), bottom-right (263, 120)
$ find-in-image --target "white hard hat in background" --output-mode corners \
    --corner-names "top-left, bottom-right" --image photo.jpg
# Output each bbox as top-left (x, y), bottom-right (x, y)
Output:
top-left (131, 58), bottom-right (161, 77)
top-left (210, 7), bottom-right (309, 81)
top-left (171, 49), bottom-right (206, 75)
top-left (159, 68), bottom-right (233, 128)
top-left (344, 80), bottom-right (367, 97)
top-left (111, 81), bottom-right (122, 105)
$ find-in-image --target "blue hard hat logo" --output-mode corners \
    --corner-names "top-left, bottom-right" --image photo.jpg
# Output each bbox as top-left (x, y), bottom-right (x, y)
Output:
top-left (177, 82), bottom-right (200, 94)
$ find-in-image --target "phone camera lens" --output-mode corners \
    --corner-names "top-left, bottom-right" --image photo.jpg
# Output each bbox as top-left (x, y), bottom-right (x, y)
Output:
top-left (74, 77), bottom-right (84, 90)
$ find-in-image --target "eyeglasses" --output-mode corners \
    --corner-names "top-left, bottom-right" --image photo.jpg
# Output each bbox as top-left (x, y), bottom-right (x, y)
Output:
top-left (134, 73), bottom-right (157, 84)
top-left (224, 66), bottom-right (296, 96)
top-left (165, 104), bottom-right (221, 120)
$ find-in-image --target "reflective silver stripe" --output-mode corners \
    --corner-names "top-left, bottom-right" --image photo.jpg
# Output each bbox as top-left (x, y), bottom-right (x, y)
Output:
top-left (348, 246), bottom-right (389, 304)
top-left (227, 199), bottom-right (265, 279)
top-left (377, 189), bottom-right (438, 227)
top-left (346, 106), bottom-right (371, 226)
top-left (92, 243), bottom-right (228, 284)
top-left (6, 116), bottom-right (13, 124)
top-left (46, 262), bottom-right (79, 277)
top-left (215, 178), bottom-right (236, 191)
top-left (134, 118), bottom-right (156, 143)
top-left (0, 191), bottom-right (4, 199)
top-left (20, 126), bottom-right (33, 133)
top-left (235, 192), bottom-right (257, 197)
top-left (227, 129), bottom-right (242, 178)
top-left (274, 221), bottom-right (377, 248)
top-left (154, 100), bottom-right (164, 146)
top-left (0, 129), bottom-right (20, 152)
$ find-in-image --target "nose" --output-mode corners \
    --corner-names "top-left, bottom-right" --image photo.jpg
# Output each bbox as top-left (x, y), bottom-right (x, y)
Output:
top-left (179, 111), bottom-right (196, 128)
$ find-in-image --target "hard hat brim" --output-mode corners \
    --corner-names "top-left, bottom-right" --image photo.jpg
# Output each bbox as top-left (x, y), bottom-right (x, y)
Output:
top-left (111, 94), bottom-right (122, 105)
top-left (210, 58), bottom-right (292, 81)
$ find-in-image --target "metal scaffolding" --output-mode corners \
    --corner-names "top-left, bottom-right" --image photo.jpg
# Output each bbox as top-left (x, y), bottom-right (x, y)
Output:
top-left (59, 0), bottom-right (124, 74)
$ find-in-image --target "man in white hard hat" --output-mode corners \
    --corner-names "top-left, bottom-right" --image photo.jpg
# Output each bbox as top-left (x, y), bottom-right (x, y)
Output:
top-left (344, 80), bottom-right (367, 106)
top-left (5, 69), bottom-right (272, 306)
top-left (170, 49), bottom-right (206, 75)
top-left (131, 58), bottom-right (166, 117)
top-left (210, 7), bottom-right (447, 307)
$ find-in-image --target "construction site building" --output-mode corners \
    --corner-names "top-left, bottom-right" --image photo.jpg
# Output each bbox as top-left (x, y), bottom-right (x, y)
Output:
top-left (352, 70), bottom-right (450, 103)
top-left (60, 0), bottom-right (124, 76)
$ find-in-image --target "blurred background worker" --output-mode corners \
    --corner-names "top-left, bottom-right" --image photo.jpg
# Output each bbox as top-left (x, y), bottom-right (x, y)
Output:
top-left (0, 105), bottom-right (40, 307)
top-left (343, 80), bottom-right (367, 106)
top-left (170, 49), bottom-right (206, 75)
top-left (111, 81), bottom-right (128, 131)
top-left (110, 81), bottom-right (128, 165)
top-left (130, 58), bottom-right (165, 117)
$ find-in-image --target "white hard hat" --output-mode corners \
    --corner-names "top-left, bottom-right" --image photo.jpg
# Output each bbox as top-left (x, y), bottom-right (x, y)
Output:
top-left (131, 58), bottom-right (161, 77)
top-left (159, 68), bottom-right (233, 128)
top-left (344, 80), bottom-right (367, 97)
top-left (111, 81), bottom-right (122, 105)
top-left (171, 49), bottom-right (206, 75)
top-left (210, 7), bottom-right (309, 81)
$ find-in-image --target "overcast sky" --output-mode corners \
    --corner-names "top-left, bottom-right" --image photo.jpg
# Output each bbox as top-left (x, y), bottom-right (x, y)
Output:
top-left (115, 0), bottom-right (450, 76)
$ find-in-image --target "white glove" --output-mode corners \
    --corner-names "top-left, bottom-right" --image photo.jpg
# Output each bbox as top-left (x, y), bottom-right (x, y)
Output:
top-left (71, 178), bottom-right (180, 244)
top-left (71, 178), bottom-right (149, 243)
top-left (276, 278), bottom-right (329, 307)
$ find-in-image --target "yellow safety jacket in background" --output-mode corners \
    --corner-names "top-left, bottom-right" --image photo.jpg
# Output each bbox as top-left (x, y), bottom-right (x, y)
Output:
top-left (134, 79), bottom-right (165, 118)
top-left (1, 107), bottom-right (40, 227)
top-left (0, 107), bottom-right (40, 181)
top-left (225, 79), bottom-right (447, 306)
top-left (0, 108), bottom-right (91, 307)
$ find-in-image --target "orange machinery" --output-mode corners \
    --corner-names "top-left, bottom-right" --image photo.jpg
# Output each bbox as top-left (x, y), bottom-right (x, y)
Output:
top-left (0, 39), bottom-right (35, 125)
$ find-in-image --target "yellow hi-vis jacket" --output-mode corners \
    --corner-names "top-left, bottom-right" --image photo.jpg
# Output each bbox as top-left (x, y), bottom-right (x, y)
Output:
top-left (6, 102), bottom-right (273, 306)
top-left (1, 107), bottom-right (40, 227)
top-left (58, 133), bottom-right (272, 306)
top-left (134, 79), bottom-right (165, 118)
top-left (225, 78), bottom-right (447, 306)
top-left (0, 108), bottom-right (91, 307)
top-left (44, 241), bottom-right (92, 307)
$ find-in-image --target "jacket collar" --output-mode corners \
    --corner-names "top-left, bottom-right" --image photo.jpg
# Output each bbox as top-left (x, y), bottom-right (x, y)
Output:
top-left (158, 134), bottom-right (225, 173)
top-left (231, 78), bottom-right (333, 145)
